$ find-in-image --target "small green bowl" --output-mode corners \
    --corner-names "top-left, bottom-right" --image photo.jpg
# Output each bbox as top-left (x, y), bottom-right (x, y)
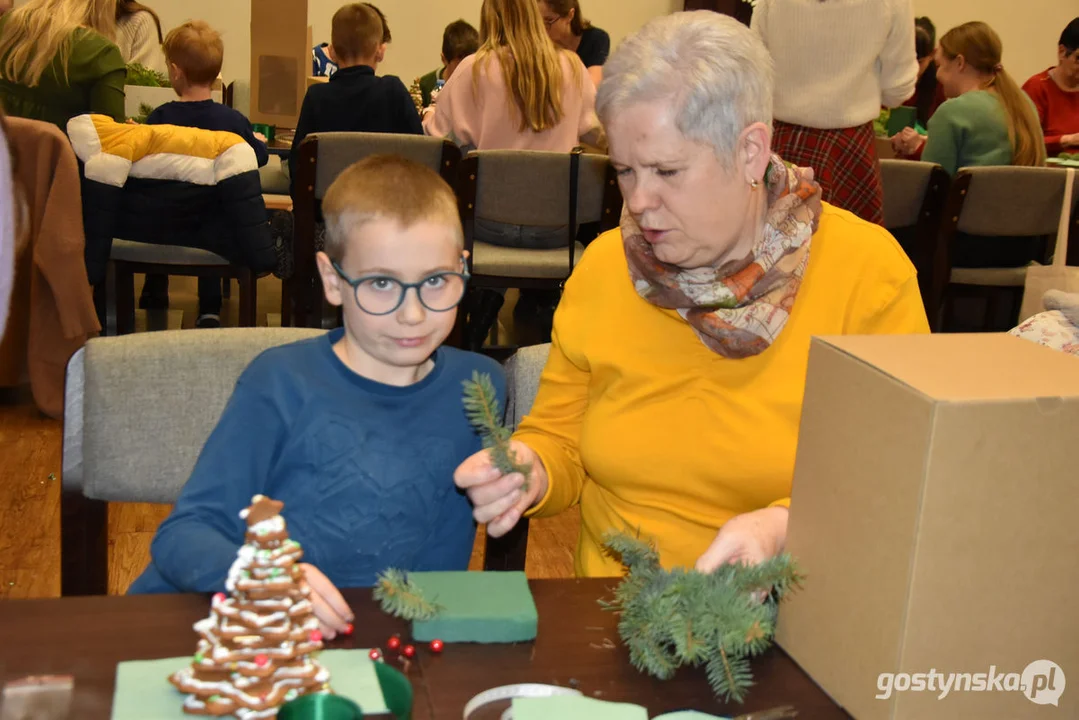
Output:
top-left (251, 122), bottom-right (276, 143)
top-left (277, 694), bottom-right (363, 719)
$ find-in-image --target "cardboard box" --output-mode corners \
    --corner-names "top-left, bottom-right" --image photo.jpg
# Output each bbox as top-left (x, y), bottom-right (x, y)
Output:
top-left (249, 0), bottom-right (309, 128)
top-left (777, 334), bottom-right (1079, 719)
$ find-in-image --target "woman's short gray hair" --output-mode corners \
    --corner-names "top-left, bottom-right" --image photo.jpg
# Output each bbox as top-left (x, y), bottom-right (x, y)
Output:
top-left (596, 11), bottom-right (774, 164)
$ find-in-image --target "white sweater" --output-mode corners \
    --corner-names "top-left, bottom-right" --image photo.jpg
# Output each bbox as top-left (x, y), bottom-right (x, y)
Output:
top-left (751, 0), bottom-right (918, 130)
top-left (116, 10), bottom-right (166, 74)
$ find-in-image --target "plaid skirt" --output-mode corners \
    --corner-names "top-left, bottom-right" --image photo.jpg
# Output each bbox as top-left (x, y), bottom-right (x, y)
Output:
top-left (771, 120), bottom-right (884, 225)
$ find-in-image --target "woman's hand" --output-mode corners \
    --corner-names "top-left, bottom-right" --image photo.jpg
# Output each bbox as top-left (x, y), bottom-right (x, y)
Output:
top-left (454, 441), bottom-right (549, 538)
top-left (695, 506), bottom-right (789, 573)
top-left (890, 127), bottom-right (925, 156)
top-left (299, 563), bottom-right (353, 639)
top-left (1062, 133), bottom-right (1079, 149)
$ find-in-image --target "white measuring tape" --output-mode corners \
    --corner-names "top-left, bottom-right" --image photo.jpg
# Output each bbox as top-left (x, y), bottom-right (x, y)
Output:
top-left (462, 683), bottom-right (583, 720)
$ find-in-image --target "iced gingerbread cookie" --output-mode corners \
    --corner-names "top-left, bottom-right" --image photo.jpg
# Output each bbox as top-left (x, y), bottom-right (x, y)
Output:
top-left (169, 495), bottom-right (332, 719)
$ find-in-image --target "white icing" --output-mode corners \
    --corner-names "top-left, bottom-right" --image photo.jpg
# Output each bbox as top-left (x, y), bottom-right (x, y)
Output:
top-left (248, 515), bottom-right (285, 537)
top-left (226, 545), bottom-right (256, 593)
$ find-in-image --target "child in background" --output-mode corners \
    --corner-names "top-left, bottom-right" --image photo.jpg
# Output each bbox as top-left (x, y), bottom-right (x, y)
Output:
top-left (289, 3), bottom-right (421, 193)
top-left (129, 155), bottom-right (504, 640)
top-left (417, 19), bottom-right (479, 109)
top-left (142, 20), bottom-right (269, 328)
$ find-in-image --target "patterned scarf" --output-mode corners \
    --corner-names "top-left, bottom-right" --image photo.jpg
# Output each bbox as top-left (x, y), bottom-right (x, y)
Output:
top-left (622, 154), bottom-right (823, 359)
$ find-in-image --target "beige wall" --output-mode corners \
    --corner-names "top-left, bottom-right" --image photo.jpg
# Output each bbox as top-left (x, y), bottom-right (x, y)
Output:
top-left (912, 0), bottom-right (1079, 85)
top-left (139, 0), bottom-right (679, 88)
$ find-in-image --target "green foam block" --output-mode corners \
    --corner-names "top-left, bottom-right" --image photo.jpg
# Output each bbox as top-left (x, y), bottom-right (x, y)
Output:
top-left (408, 571), bottom-right (538, 643)
top-left (513, 696), bottom-right (649, 720)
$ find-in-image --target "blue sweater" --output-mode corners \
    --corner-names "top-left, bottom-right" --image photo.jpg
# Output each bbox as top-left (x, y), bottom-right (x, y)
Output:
top-left (128, 330), bottom-right (505, 594)
top-left (147, 99), bottom-right (269, 167)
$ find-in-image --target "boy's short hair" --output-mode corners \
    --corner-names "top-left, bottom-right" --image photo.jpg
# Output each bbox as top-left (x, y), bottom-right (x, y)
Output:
top-left (363, 3), bottom-right (391, 43)
top-left (162, 20), bottom-right (224, 85)
top-left (322, 155), bottom-right (463, 262)
top-left (331, 3), bottom-right (383, 62)
top-left (442, 20), bottom-right (479, 63)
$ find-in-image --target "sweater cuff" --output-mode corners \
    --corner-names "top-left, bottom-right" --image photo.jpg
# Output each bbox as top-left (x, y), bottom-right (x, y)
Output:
top-left (517, 431), bottom-right (581, 519)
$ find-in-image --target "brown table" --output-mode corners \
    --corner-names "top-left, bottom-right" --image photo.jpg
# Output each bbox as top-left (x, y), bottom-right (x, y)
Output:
top-left (0, 579), bottom-right (850, 719)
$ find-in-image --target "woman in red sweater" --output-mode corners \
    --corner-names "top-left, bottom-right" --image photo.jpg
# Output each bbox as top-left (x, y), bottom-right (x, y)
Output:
top-left (1023, 17), bottom-right (1079, 156)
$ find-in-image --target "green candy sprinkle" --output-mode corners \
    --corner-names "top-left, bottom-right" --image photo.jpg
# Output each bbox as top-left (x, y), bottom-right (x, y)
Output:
top-left (194, 653), bottom-right (204, 663)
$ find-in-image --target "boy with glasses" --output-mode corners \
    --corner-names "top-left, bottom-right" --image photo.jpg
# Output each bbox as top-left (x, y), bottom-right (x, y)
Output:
top-left (129, 156), bottom-right (505, 640)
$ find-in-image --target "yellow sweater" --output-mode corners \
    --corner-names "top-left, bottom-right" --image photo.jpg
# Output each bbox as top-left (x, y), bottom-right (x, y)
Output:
top-left (515, 203), bottom-right (930, 577)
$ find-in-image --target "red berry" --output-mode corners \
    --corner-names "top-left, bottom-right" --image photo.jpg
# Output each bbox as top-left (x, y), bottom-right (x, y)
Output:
top-left (309, 630), bottom-right (322, 643)
top-left (402, 644), bottom-right (416, 658)
top-left (254, 654), bottom-right (269, 667)
top-left (212, 592), bottom-right (226, 603)
top-left (368, 648), bottom-right (382, 661)
top-left (386, 635), bottom-right (401, 650)
top-left (343, 623), bottom-right (354, 636)
top-left (429, 639), bottom-right (444, 653)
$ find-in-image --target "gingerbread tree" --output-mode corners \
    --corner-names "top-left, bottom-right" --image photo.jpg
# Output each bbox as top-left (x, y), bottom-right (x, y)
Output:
top-left (170, 495), bottom-right (332, 718)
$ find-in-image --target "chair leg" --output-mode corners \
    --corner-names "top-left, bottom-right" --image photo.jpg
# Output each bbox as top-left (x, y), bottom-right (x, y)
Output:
top-left (221, 277), bottom-right (232, 300)
top-left (114, 264), bottom-right (136, 335)
top-left (483, 517), bottom-right (530, 572)
top-left (60, 491), bottom-right (108, 596)
top-left (237, 271), bottom-right (256, 327)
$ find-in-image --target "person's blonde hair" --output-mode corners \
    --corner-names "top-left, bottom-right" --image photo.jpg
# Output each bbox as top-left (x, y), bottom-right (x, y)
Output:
top-left (322, 155), bottom-right (463, 262)
top-left (939, 22), bottom-right (1046, 168)
top-left (0, 0), bottom-right (117, 87)
top-left (331, 3), bottom-right (383, 63)
top-left (162, 20), bottom-right (223, 85)
top-left (474, 0), bottom-right (576, 133)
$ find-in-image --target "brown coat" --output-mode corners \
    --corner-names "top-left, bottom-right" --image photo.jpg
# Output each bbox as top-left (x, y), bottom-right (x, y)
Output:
top-left (0, 117), bottom-right (99, 417)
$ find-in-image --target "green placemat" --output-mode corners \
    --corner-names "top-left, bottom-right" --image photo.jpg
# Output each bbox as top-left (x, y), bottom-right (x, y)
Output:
top-left (408, 571), bottom-right (538, 643)
top-left (653, 713), bottom-right (730, 720)
top-left (512, 695), bottom-right (649, 719)
top-left (111, 650), bottom-right (389, 719)
top-left (1048, 157), bottom-right (1079, 167)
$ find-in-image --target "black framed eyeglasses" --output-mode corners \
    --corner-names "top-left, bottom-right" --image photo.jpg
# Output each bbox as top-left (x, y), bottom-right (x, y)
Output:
top-left (330, 257), bottom-right (470, 316)
top-left (542, 15), bottom-right (559, 27)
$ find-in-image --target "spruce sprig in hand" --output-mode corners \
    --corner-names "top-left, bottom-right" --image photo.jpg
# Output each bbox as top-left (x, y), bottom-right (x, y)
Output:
top-left (601, 531), bottom-right (804, 704)
top-left (462, 371), bottom-right (532, 487)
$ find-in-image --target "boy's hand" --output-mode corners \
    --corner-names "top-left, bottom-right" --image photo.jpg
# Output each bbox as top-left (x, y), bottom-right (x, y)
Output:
top-left (253, 132), bottom-right (267, 142)
top-left (454, 441), bottom-right (548, 538)
top-left (299, 563), bottom-right (353, 639)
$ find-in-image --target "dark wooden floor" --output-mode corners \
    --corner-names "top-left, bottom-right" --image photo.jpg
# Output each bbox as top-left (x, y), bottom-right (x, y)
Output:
top-left (0, 275), bottom-right (579, 599)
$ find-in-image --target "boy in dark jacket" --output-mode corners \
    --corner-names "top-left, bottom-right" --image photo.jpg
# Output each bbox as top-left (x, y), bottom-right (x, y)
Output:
top-left (289, 3), bottom-right (421, 193)
top-left (143, 20), bottom-right (269, 327)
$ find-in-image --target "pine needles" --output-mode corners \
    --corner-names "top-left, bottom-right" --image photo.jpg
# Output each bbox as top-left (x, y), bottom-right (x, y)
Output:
top-left (373, 569), bottom-right (443, 622)
top-left (600, 531), bottom-right (804, 704)
top-left (461, 371), bottom-right (532, 485)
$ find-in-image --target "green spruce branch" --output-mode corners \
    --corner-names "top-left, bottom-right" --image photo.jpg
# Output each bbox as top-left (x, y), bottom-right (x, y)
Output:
top-left (600, 531), bottom-right (805, 704)
top-left (373, 569), bottom-right (443, 622)
top-left (462, 371), bottom-right (532, 487)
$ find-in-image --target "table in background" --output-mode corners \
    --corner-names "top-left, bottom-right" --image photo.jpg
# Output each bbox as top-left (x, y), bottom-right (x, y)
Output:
top-left (0, 579), bottom-right (850, 719)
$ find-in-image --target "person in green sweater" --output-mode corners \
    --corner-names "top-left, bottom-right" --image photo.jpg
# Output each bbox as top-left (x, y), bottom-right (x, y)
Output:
top-left (894, 21), bottom-right (1045, 176)
top-left (895, 22), bottom-right (1047, 272)
top-left (0, 0), bottom-right (126, 130)
top-left (415, 19), bottom-right (479, 109)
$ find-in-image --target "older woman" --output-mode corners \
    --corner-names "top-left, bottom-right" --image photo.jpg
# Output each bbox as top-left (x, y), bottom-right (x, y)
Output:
top-left (1022, 17), bottom-right (1079, 157)
top-left (455, 12), bottom-right (929, 575)
top-left (0, 0), bottom-right (125, 128)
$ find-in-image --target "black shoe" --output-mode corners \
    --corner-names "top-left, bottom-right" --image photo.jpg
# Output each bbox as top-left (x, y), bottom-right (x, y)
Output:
top-left (139, 274), bottom-right (170, 309)
top-left (196, 313), bottom-right (221, 329)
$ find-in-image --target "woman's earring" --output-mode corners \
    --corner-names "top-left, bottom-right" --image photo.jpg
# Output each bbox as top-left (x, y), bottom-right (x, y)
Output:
top-left (750, 178), bottom-right (761, 190)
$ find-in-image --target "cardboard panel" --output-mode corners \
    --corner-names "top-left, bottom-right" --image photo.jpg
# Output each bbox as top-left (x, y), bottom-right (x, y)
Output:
top-left (777, 338), bottom-right (935, 720)
top-left (249, 0), bottom-right (309, 128)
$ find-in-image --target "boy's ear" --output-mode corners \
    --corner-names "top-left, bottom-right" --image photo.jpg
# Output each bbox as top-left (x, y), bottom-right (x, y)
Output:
top-left (375, 43), bottom-right (387, 63)
top-left (315, 251), bottom-right (345, 308)
top-left (327, 45), bottom-right (338, 64)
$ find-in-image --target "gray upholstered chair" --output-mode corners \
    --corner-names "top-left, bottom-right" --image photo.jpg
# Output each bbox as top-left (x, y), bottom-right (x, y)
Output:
top-left (879, 159), bottom-right (950, 329)
top-left (458, 149), bottom-right (620, 292)
top-left (937, 166), bottom-right (1077, 331)
top-left (60, 332), bottom-right (552, 595)
top-left (288, 132), bottom-right (462, 328)
top-left (61, 327), bottom-right (324, 595)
